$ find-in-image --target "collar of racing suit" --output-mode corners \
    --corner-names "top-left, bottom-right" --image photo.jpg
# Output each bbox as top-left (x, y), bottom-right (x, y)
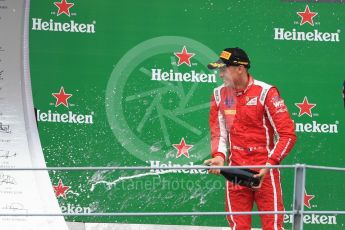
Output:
top-left (234, 74), bottom-right (254, 96)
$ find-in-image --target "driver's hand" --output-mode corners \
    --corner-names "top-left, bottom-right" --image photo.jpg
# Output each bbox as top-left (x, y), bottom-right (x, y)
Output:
top-left (252, 166), bottom-right (270, 190)
top-left (204, 156), bottom-right (225, 175)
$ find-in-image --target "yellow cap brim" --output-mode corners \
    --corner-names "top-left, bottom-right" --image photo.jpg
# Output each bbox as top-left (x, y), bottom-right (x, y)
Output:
top-left (207, 61), bottom-right (226, 69)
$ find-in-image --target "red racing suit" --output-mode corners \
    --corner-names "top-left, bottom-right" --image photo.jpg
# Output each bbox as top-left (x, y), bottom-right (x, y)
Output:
top-left (210, 75), bottom-right (296, 230)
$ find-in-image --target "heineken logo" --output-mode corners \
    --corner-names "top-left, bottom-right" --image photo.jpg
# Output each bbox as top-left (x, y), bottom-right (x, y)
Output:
top-left (295, 96), bottom-right (316, 117)
top-left (274, 28), bottom-right (340, 42)
top-left (53, 179), bottom-right (70, 199)
top-left (174, 46), bottom-right (195, 67)
top-left (150, 46), bottom-right (217, 83)
top-left (284, 213), bottom-right (337, 225)
top-left (297, 5), bottom-right (318, 26)
top-left (151, 69), bottom-right (216, 83)
top-left (148, 160), bottom-right (207, 175)
top-left (52, 87), bottom-right (72, 108)
top-left (31, 0), bottom-right (96, 33)
top-left (284, 190), bottom-right (337, 225)
top-left (36, 87), bottom-right (94, 124)
top-left (61, 204), bottom-right (91, 214)
top-left (273, 5), bottom-right (340, 42)
top-left (304, 190), bottom-right (315, 209)
top-left (32, 18), bottom-right (96, 33)
top-left (173, 138), bottom-right (193, 158)
top-left (295, 121), bottom-right (339, 133)
top-left (54, 0), bottom-right (74, 17)
top-left (293, 96), bottom-right (339, 134)
top-left (37, 110), bottom-right (93, 124)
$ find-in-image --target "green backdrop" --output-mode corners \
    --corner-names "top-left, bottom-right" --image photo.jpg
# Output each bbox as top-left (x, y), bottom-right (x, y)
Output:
top-left (29, 0), bottom-right (344, 229)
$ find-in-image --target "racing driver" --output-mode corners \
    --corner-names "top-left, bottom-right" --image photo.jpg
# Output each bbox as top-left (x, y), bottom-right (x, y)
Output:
top-left (204, 47), bottom-right (297, 230)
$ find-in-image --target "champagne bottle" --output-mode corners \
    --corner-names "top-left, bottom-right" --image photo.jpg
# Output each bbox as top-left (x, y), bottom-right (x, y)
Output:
top-left (220, 168), bottom-right (260, 188)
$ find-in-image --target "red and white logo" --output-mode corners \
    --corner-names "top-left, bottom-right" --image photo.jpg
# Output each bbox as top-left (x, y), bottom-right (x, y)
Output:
top-left (53, 179), bottom-right (70, 199)
top-left (297, 5), bottom-right (318, 26)
top-left (52, 86), bottom-right (73, 108)
top-left (54, 0), bottom-right (75, 17)
top-left (304, 190), bottom-right (316, 209)
top-left (295, 96), bottom-right (316, 117)
top-left (174, 46), bottom-right (195, 67)
top-left (172, 138), bottom-right (193, 158)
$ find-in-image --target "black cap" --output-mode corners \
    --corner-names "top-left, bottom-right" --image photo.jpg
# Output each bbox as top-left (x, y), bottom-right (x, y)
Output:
top-left (208, 47), bottom-right (250, 70)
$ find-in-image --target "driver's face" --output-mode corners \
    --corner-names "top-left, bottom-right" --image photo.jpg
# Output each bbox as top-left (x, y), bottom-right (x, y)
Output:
top-left (219, 66), bottom-right (239, 88)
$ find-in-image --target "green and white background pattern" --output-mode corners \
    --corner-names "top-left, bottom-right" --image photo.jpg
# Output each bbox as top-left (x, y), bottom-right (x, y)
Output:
top-left (28, 0), bottom-right (344, 229)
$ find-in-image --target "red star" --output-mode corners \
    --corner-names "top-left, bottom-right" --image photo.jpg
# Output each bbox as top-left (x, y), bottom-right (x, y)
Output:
top-left (173, 138), bottom-right (193, 158)
top-left (297, 5), bottom-right (318, 26)
top-left (54, 0), bottom-right (74, 17)
top-left (53, 179), bottom-right (70, 199)
top-left (52, 87), bottom-right (72, 108)
top-left (174, 46), bottom-right (195, 67)
top-left (304, 190), bottom-right (315, 209)
top-left (295, 96), bottom-right (316, 117)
